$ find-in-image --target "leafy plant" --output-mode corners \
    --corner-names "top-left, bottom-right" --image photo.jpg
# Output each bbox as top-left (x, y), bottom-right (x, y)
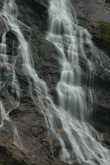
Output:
top-left (96, 21), bottom-right (110, 45)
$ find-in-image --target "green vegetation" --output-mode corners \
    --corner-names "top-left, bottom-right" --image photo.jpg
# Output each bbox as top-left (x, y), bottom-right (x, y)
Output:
top-left (0, 146), bottom-right (26, 165)
top-left (0, 159), bottom-right (25, 165)
top-left (96, 21), bottom-right (110, 45)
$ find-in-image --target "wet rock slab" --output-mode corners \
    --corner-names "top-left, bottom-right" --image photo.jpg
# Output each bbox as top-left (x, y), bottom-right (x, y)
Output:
top-left (0, 0), bottom-right (110, 164)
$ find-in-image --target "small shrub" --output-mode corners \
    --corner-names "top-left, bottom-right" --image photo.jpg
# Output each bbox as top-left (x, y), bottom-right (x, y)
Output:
top-left (96, 21), bottom-right (110, 45)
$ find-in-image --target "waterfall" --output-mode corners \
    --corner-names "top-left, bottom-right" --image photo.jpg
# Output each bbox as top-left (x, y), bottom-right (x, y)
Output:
top-left (0, 0), bottom-right (56, 153)
top-left (0, 0), bottom-right (110, 165)
top-left (46, 0), bottom-right (110, 164)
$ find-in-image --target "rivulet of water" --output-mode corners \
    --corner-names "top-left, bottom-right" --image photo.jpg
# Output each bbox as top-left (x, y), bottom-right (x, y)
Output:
top-left (0, 0), bottom-right (53, 151)
top-left (46, 0), bottom-right (110, 164)
top-left (0, 0), bottom-right (110, 165)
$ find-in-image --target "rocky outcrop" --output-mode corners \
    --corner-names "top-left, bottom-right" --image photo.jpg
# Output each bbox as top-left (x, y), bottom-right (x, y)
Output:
top-left (72, 0), bottom-right (110, 53)
top-left (29, 0), bottom-right (110, 148)
top-left (72, 0), bottom-right (110, 146)
top-left (0, 0), bottom-right (110, 164)
top-left (0, 0), bottom-right (62, 165)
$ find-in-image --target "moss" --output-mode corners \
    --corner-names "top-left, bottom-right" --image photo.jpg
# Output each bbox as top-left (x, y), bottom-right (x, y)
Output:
top-left (0, 159), bottom-right (24, 165)
top-left (96, 21), bottom-right (110, 45)
top-left (0, 146), bottom-right (27, 165)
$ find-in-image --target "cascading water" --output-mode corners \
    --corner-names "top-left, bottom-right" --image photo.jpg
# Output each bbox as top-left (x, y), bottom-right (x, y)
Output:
top-left (0, 0), bottom-right (55, 152)
top-left (0, 0), bottom-right (110, 165)
top-left (46, 0), bottom-right (110, 164)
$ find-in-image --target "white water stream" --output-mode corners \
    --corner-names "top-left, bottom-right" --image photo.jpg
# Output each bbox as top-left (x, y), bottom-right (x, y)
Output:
top-left (46, 0), bottom-right (110, 164)
top-left (0, 0), bottom-right (110, 164)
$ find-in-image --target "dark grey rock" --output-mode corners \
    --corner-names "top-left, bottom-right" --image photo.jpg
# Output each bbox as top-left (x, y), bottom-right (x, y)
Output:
top-left (0, 0), bottom-right (110, 164)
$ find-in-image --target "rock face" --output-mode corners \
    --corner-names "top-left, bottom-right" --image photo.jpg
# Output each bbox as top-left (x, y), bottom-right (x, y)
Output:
top-left (0, 0), bottom-right (62, 165)
top-left (0, 0), bottom-right (110, 165)
top-left (73, 0), bottom-right (110, 52)
top-left (73, 0), bottom-right (110, 30)
top-left (72, 0), bottom-right (110, 147)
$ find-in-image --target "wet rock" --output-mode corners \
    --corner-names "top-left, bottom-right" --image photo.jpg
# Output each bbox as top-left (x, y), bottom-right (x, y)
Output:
top-left (72, 0), bottom-right (110, 53)
top-left (71, 0), bottom-right (110, 138)
top-left (0, 1), bottom-right (65, 162)
top-left (0, 146), bottom-right (27, 165)
top-left (0, 0), bottom-right (110, 164)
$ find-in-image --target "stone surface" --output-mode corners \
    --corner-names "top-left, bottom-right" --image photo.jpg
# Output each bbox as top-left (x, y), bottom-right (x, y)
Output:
top-left (72, 0), bottom-right (110, 147)
top-left (0, 0), bottom-right (110, 164)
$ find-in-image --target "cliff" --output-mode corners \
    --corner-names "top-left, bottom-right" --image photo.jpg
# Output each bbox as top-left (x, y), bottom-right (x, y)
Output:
top-left (0, 0), bottom-right (110, 165)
